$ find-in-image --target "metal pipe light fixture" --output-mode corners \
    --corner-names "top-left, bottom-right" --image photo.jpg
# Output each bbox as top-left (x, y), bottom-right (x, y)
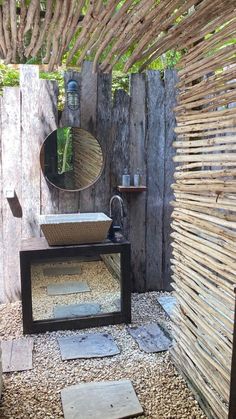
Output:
top-left (67, 79), bottom-right (79, 111)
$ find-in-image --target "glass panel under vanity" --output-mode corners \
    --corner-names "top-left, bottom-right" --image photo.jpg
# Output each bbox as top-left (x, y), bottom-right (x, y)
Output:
top-left (20, 237), bottom-right (131, 334)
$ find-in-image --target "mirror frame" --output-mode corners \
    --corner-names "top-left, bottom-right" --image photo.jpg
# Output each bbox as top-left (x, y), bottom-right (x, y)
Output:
top-left (20, 238), bottom-right (131, 334)
top-left (40, 127), bottom-right (105, 192)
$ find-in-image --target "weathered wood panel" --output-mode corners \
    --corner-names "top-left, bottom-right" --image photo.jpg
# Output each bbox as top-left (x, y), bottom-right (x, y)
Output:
top-left (111, 89), bottom-right (130, 234)
top-left (39, 80), bottom-right (59, 215)
top-left (129, 73), bottom-right (147, 292)
top-left (0, 97), bottom-right (4, 303)
top-left (20, 65), bottom-right (41, 238)
top-left (2, 87), bottom-right (21, 302)
top-left (94, 71), bottom-right (112, 213)
top-left (146, 71), bottom-right (165, 291)
top-left (163, 69), bottom-right (178, 291)
top-left (60, 70), bottom-right (81, 213)
top-left (79, 61), bottom-right (98, 212)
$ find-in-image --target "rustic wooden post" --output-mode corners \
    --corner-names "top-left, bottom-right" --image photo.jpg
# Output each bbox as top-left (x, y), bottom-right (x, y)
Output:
top-left (146, 70), bottom-right (165, 290)
top-left (20, 65), bottom-right (41, 238)
top-left (94, 70), bottom-right (112, 213)
top-left (129, 73), bottom-right (147, 292)
top-left (111, 89), bottom-right (130, 234)
top-left (2, 87), bottom-right (21, 302)
top-left (163, 69), bottom-right (177, 290)
top-left (39, 79), bottom-right (59, 215)
top-left (0, 97), bottom-right (4, 302)
top-left (79, 61), bottom-right (98, 212)
top-left (60, 69), bottom-right (81, 213)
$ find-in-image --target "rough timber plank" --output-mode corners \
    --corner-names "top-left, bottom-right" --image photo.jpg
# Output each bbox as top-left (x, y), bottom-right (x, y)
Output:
top-left (2, 87), bottom-right (21, 302)
top-left (59, 70), bottom-right (81, 213)
top-left (79, 61), bottom-right (98, 212)
top-left (1, 338), bottom-right (33, 372)
top-left (20, 65), bottom-right (41, 238)
top-left (111, 89), bottom-right (130, 235)
top-left (163, 69), bottom-right (178, 291)
top-left (39, 79), bottom-right (59, 216)
top-left (61, 379), bottom-right (143, 419)
top-left (129, 73), bottom-right (147, 292)
top-left (146, 71), bottom-right (165, 290)
top-left (94, 70), bottom-right (112, 213)
top-left (0, 97), bottom-right (4, 302)
top-left (58, 333), bottom-right (120, 360)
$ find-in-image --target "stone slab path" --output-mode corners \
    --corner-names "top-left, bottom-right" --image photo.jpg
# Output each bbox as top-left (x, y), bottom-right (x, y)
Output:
top-left (61, 379), bottom-right (143, 419)
top-left (128, 323), bottom-right (172, 353)
top-left (58, 333), bottom-right (120, 360)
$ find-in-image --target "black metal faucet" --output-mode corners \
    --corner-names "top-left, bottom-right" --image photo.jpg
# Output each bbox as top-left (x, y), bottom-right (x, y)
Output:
top-left (108, 195), bottom-right (125, 240)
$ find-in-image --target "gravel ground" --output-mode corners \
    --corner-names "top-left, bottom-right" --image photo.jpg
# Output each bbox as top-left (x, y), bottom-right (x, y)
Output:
top-left (0, 292), bottom-right (206, 419)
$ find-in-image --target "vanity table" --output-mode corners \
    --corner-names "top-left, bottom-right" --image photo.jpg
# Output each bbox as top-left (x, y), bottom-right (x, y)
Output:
top-left (20, 236), bottom-right (131, 334)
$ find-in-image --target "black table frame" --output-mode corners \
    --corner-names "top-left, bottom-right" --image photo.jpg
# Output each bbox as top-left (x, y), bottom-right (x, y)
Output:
top-left (20, 238), bottom-right (131, 334)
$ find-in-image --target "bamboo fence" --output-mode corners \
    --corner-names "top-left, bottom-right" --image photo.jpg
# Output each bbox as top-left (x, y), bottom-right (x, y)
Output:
top-left (171, 15), bottom-right (236, 419)
top-left (0, 1), bottom-right (235, 72)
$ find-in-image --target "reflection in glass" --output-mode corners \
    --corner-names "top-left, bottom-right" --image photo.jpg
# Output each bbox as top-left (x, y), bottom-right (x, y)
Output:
top-left (40, 127), bottom-right (104, 191)
top-left (31, 254), bottom-right (121, 321)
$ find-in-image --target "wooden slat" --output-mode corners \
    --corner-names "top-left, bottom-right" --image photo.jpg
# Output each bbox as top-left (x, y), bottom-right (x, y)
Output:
top-left (129, 73), bottom-right (146, 292)
top-left (94, 70), bottom-right (112, 213)
top-left (79, 61), bottom-right (98, 212)
top-left (162, 69), bottom-right (177, 290)
top-left (146, 70), bottom-right (165, 290)
top-left (60, 69), bottom-right (81, 213)
top-left (2, 87), bottom-right (21, 302)
top-left (0, 97), bottom-right (4, 303)
top-left (39, 79), bottom-right (59, 216)
top-left (20, 65), bottom-right (41, 238)
top-left (110, 89), bottom-right (130, 236)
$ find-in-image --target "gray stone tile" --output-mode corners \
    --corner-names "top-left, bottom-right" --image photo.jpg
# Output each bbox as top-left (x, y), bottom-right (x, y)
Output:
top-left (157, 295), bottom-right (177, 317)
top-left (128, 323), bottom-right (172, 353)
top-left (47, 281), bottom-right (90, 296)
top-left (61, 379), bottom-right (143, 419)
top-left (1, 338), bottom-right (33, 373)
top-left (58, 333), bottom-right (120, 360)
top-left (53, 303), bottom-right (101, 318)
top-left (43, 266), bottom-right (81, 277)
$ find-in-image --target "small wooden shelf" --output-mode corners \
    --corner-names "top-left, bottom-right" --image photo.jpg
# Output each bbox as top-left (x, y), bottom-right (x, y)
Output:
top-left (117, 186), bottom-right (147, 193)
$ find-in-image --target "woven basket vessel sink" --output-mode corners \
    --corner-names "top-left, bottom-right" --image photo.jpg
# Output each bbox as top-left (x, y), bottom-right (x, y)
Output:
top-left (39, 213), bottom-right (112, 246)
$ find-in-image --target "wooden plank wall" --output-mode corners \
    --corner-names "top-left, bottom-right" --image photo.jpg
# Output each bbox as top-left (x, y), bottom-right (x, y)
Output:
top-left (0, 63), bottom-right (176, 302)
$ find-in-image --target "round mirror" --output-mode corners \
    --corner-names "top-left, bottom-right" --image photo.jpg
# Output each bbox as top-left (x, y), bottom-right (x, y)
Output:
top-left (40, 127), bottom-right (104, 191)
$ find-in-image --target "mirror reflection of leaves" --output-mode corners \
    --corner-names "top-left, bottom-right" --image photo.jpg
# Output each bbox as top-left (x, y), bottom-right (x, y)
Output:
top-left (40, 127), bottom-right (104, 192)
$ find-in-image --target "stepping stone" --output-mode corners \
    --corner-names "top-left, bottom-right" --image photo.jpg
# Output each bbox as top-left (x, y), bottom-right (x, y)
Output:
top-left (157, 295), bottom-right (177, 317)
top-left (61, 379), bottom-right (143, 419)
top-left (43, 266), bottom-right (81, 277)
top-left (47, 281), bottom-right (90, 296)
top-left (1, 338), bottom-right (33, 373)
top-left (54, 303), bottom-right (101, 318)
top-left (58, 333), bottom-right (120, 360)
top-left (128, 323), bottom-right (171, 353)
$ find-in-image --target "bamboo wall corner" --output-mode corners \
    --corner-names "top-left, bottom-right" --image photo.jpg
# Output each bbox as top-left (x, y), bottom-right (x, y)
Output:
top-left (170, 18), bottom-right (236, 419)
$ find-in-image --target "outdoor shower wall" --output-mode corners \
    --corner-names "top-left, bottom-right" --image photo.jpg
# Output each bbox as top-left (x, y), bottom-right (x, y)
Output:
top-left (0, 63), bottom-right (176, 303)
top-left (170, 20), bottom-right (236, 419)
